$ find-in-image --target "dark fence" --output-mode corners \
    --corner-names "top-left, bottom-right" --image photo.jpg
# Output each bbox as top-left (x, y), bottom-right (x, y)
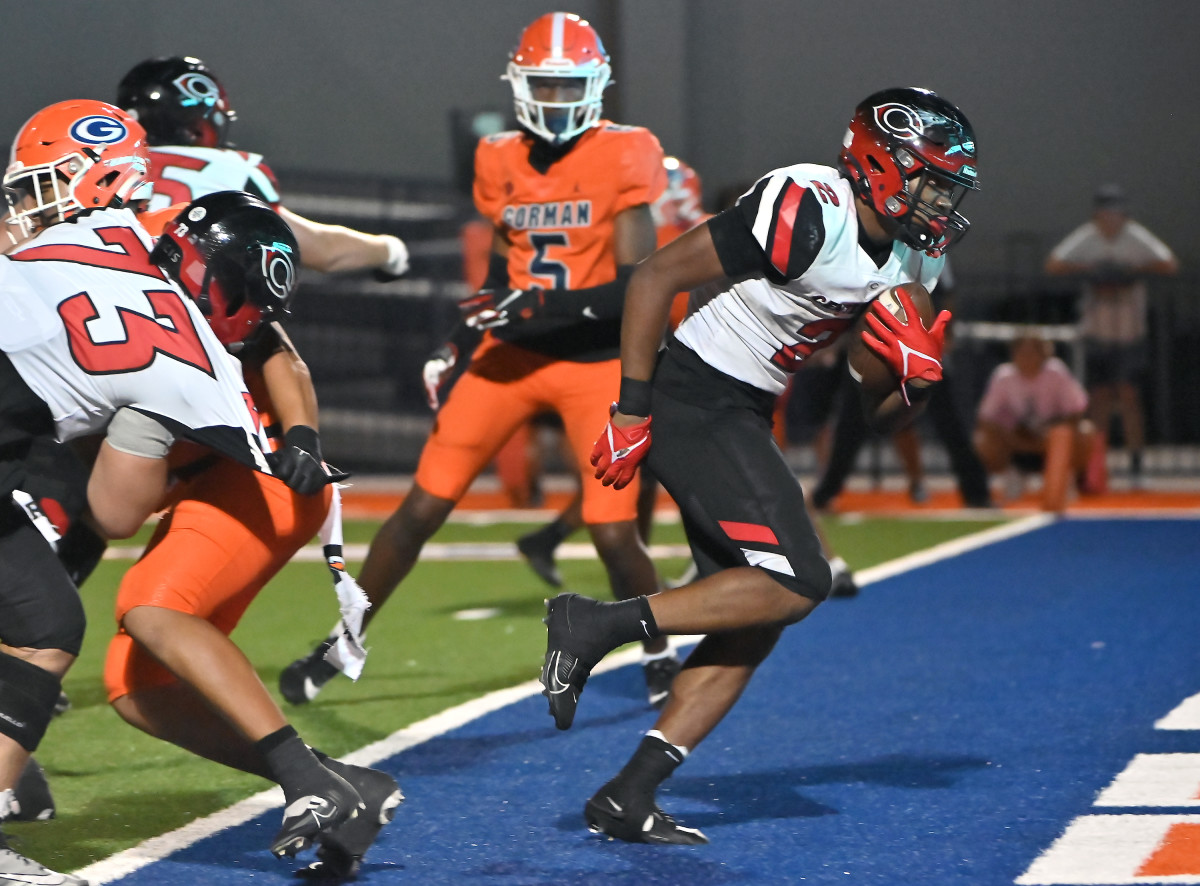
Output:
top-left (277, 173), bottom-right (1198, 478)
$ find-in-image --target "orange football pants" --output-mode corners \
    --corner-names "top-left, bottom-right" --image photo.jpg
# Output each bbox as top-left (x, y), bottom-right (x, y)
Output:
top-left (104, 458), bottom-right (330, 702)
top-left (415, 336), bottom-right (637, 524)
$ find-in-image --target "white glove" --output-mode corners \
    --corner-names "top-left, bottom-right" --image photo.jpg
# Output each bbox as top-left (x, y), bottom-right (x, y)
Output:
top-left (422, 344), bottom-right (457, 411)
top-left (379, 235), bottom-right (409, 278)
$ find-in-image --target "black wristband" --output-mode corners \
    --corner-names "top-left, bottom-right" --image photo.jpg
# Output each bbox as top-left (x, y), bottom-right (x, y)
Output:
top-left (284, 424), bottom-right (322, 459)
top-left (617, 376), bottom-right (653, 417)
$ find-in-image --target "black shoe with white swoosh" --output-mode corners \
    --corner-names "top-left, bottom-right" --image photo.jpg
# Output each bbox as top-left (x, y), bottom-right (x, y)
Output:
top-left (584, 784), bottom-right (707, 845)
top-left (301, 759), bottom-right (403, 879)
top-left (270, 770), bottom-right (363, 859)
top-left (279, 638), bottom-right (341, 706)
top-left (540, 594), bottom-right (614, 730)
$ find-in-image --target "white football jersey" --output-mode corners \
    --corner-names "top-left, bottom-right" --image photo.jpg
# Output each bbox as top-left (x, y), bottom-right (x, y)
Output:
top-left (675, 163), bottom-right (944, 394)
top-left (0, 208), bottom-right (270, 471)
top-left (146, 145), bottom-right (281, 212)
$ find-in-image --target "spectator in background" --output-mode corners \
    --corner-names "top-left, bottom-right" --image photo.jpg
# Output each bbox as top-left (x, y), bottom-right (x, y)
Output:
top-left (973, 333), bottom-right (1096, 512)
top-left (1045, 183), bottom-right (1178, 488)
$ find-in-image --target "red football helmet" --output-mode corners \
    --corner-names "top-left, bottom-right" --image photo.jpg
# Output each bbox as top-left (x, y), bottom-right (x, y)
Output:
top-left (839, 87), bottom-right (979, 257)
top-left (652, 156), bottom-right (707, 235)
top-left (504, 12), bottom-right (610, 145)
top-left (4, 100), bottom-right (150, 238)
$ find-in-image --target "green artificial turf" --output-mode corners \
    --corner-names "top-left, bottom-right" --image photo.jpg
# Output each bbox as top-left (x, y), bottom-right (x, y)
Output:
top-left (12, 513), bottom-right (1005, 872)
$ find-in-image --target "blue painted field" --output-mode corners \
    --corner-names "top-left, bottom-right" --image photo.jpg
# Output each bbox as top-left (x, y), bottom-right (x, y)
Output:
top-left (104, 519), bottom-right (1200, 885)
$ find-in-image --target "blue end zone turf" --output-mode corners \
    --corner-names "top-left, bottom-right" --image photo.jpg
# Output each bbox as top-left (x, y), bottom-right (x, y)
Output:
top-left (105, 519), bottom-right (1200, 885)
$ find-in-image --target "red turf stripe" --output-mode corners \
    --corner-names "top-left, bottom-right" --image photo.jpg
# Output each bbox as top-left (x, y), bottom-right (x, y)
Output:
top-left (719, 520), bottom-right (779, 545)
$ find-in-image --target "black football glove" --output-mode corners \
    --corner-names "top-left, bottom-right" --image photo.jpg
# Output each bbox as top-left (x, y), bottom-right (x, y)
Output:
top-left (458, 287), bottom-right (545, 330)
top-left (269, 425), bottom-right (350, 496)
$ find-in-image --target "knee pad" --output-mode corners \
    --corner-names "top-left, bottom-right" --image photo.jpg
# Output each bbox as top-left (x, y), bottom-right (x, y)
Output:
top-left (0, 653), bottom-right (61, 752)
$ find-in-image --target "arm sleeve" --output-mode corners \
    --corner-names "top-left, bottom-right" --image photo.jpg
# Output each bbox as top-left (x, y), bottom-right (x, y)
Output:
top-left (482, 250), bottom-right (510, 289)
top-left (708, 173), bottom-right (826, 283)
top-left (538, 265), bottom-right (634, 321)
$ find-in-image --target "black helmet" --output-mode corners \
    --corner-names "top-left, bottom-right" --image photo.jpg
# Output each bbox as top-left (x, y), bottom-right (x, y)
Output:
top-left (152, 191), bottom-right (299, 345)
top-left (838, 87), bottom-right (979, 257)
top-left (117, 56), bottom-right (236, 147)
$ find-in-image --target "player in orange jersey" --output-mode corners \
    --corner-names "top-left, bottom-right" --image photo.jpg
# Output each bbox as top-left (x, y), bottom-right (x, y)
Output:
top-left (514, 156), bottom-right (712, 590)
top-left (281, 11), bottom-right (680, 709)
top-left (102, 193), bottom-right (400, 875)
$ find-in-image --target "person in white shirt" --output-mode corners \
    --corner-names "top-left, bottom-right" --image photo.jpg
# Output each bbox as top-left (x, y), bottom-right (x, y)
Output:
top-left (1045, 183), bottom-right (1178, 485)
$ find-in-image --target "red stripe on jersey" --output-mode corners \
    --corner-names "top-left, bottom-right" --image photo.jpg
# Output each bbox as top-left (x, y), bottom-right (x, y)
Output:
top-left (719, 520), bottom-right (779, 545)
top-left (769, 181), bottom-right (804, 274)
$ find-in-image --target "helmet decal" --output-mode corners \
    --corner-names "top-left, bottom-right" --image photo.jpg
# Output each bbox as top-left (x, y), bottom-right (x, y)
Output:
top-left (260, 242), bottom-right (295, 300)
top-left (171, 72), bottom-right (223, 108)
top-left (69, 115), bottom-right (130, 145)
top-left (874, 103), bottom-right (925, 140)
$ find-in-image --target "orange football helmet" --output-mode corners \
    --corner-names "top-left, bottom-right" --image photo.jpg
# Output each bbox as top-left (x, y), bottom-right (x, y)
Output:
top-left (4, 100), bottom-right (150, 237)
top-left (504, 12), bottom-right (610, 145)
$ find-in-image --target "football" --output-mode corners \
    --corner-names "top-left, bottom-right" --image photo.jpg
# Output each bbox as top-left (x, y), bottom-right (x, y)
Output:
top-left (847, 282), bottom-right (935, 400)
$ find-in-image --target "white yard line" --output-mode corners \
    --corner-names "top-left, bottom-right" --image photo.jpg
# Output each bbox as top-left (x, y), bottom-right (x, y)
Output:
top-left (76, 512), bottom-right (1055, 883)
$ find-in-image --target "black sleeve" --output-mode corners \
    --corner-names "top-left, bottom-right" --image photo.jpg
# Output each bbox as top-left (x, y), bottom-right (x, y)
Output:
top-left (482, 251), bottom-right (509, 289)
top-left (538, 265), bottom-right (634, 321)
top-left (708, 176), bottom-right (826, 284)
top-left (233, 321), bottom-right (288, 369)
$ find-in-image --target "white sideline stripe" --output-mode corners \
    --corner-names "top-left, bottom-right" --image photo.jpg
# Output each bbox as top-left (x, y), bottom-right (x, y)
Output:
top-left (852, 513), bottom-right (1055, 587)
top-left (103, 541), bottom-right (695, 563)
top-left (76, 514), bottom-right (1052, 883)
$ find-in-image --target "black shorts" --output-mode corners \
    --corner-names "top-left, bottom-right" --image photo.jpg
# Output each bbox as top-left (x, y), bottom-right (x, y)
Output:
top-left (0, 514), bottom-right (86, 654)
top-left (648, 342), bottom-right (831, 600)
top-left (1085, 341), bottom-right (1147, 386)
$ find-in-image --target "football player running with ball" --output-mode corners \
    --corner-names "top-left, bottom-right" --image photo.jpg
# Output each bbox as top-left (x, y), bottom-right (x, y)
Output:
top-left (541, 87), bottom-right (977, 844)
top-left (282, 12), bottom-right (679, 707)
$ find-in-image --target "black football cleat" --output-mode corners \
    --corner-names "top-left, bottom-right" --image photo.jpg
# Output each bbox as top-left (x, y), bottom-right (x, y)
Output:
top-left (540, 594), bottom-right (610, 730)
top-left (642, 654), bottom-right (680, 709)
top-left (269, 771), bottom-right (363, 859)
top-left (516, 529), bottom-right (563, 589)
top-left (301, 760), bottom-right (403, 880)
top-left (584, 786), bottom-right (707, 845)
top-left (828, 563), bottom-right (859, 599)
top-left (280, 639), bottom-right (340, 705)
top-left (11, 756), bottom-right (55, 821)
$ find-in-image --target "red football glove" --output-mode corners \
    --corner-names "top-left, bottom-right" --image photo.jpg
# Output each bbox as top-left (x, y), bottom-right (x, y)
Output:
top-left (861, 286), bottom-right (951, 406)
top-left (590, 404), bottom-right (652, 489)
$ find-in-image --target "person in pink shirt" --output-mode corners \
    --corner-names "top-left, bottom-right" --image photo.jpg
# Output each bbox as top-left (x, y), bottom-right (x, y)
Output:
top-left (973, 334), bottom-right (1097, 510)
